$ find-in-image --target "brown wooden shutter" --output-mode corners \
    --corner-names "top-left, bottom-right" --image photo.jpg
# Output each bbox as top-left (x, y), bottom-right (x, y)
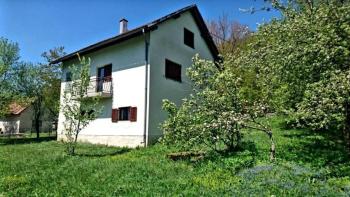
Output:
top-left (111, 108), bottom-right (119, 122)
top-left (129, 107), bottom-right (137, 122)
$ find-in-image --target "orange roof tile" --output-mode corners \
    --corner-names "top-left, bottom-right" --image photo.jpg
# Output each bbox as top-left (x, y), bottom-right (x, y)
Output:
top-left (9, 103), bottom-right (27, 115)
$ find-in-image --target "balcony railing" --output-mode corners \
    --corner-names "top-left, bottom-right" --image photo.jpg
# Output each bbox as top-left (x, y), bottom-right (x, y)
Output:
top-left (86, 77), bottom-right (113, 98)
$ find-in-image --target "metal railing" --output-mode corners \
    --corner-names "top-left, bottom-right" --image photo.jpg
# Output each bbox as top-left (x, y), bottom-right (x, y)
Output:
top-left (87, 77), bottom-right (113, 95)
top-left (64, 77), bottom-right (113, 97)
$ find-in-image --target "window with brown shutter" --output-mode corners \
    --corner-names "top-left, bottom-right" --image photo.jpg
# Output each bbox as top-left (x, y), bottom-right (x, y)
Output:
top-left (112, 107), bottom-right (137, 122)
top-left (111, 108), bottom-right (119, 122)
top-left (119, 107), bottom-right (130, 121)
top-left (165, 59), bottom-right (182, 82)
top-left (129, 107), bottom-right (137, 122)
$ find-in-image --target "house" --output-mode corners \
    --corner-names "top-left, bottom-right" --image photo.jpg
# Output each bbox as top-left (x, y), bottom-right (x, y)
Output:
top-left (52, 5), bottom-right (219, 147)
top-left (0, 103), bottom-right (53, 135)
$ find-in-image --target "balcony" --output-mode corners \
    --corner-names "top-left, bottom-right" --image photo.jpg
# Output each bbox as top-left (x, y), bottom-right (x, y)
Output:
top-left (86, 77), bottom-right (113, 98)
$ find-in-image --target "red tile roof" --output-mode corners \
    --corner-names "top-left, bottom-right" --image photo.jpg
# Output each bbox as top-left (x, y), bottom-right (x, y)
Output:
top-left (9, 103), bottom-right (27, 115)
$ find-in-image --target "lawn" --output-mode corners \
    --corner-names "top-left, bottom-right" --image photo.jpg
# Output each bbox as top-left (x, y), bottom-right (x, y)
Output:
top-left (1, 116), bottom-right (350, 196)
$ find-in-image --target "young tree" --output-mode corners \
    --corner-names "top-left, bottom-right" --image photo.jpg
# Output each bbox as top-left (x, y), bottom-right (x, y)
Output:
top-left (61, 55), bottom-right (101, 155)
top-left (162, 55), bottom-right (275, 161)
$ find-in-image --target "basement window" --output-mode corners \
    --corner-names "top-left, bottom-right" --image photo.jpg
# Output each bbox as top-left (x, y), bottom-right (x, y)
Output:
top-left (165, 59), bottom-right (182, 82)
top-left (184, 28), bottom-right (194, 48)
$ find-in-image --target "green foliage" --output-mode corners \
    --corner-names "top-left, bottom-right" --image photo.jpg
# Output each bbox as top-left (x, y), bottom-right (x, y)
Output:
top-left (62, 55), bottom-right (101, 155)
top-left (296, 70), bottom-right (350, 131)
top-left (0, 37), bottom-right (64, 137)
top-left (0, 116), bottom-right (349, 195)
top-left (14, 62), bottom-right (49, 137)
top-left (162, 55), bottom-right (275, 160)
top-left (236, 1), bottom-right (350, 111)
top-left (0, 37), bottom-right (20, 117)
top-left (230, 1), bottom-right (350, 152)
top-left (0, 37), bottom-right (19, 79)
top-left (41, 46), bottom-right (66, 122)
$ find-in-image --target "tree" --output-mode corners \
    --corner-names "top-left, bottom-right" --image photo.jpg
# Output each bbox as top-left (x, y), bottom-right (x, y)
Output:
top-left (162, 55), bottom-right (275, 161)
top-left (41, 47), bottom-right (66, 132)
top-left (14, 62), bottom-right (47, 138)
top-left (0, 37), bottom-right (20, 117)
top-left (234, 0), bottom-right (350, 111)
top-left (207, 14), bottom-right (251, 55)
top-left (13, 47), bottom-right (66, 138)
top-left (295, 70), bottom-right (350, 153)
top-left (61, 55), bottom-right (101, 155)
top-left (231, 0), bottom-right (350, 153)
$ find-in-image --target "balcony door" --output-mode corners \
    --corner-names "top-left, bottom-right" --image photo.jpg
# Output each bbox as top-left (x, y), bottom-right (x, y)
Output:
top-left (97, 64), bottom-right (112, 92)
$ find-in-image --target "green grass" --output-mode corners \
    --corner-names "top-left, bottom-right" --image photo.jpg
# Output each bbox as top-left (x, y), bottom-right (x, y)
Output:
top-left (1, 116), bottom-right (350, 196)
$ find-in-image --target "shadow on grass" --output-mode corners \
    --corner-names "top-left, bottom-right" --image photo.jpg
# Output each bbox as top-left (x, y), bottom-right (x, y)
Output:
top-left (75, 147), bottom-right (131, 158)
top-left (280, 126), bottom-right (350, 177)
top-left (0, 136), bottom-right (56, 145)
top-left (167, 141), bottom-right (258, 173)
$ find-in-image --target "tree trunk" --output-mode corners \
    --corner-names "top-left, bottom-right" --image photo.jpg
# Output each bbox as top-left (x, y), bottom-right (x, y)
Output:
top-left (269, 133), bottom-right (276, 162)
top-left (33, 97), bottom-right (42, 140)
top-left (344, 101), bottom-right (350, 155)
top-left (35, 118), bottom-right (40, 139)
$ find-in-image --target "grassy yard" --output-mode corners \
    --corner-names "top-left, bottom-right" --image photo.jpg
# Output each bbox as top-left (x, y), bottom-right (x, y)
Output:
top-left (1, 117), bottom-right (350, 196)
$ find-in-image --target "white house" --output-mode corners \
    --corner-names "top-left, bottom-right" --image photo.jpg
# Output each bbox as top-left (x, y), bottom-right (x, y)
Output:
top-left (0, 103), bottom-right (53, 135)
top-left (52, 5), bottom-right (219, 147)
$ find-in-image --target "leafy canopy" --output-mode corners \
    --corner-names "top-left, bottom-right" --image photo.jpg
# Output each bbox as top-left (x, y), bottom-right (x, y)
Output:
top-left (162, 55), bottom-right (275, 160)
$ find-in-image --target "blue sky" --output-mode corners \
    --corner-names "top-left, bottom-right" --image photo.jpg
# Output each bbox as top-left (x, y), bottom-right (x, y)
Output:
top-left (0, 0), bottom-right (280, 63)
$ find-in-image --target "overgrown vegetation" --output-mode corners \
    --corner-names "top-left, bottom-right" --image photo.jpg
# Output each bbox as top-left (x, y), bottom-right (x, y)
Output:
top-left (1, 116), bottom-right (349, 196)
top-left (161, 55), bottom-right (276, 161)
top-left (162, 0), bottom-right (350, 160)
top-left (1, 0), bottom-right (350, 195)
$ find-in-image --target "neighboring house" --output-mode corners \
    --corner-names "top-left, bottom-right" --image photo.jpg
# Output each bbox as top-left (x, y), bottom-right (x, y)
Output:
top-left (0, 103), bottom-right (52, 135)
top-left (52, 5), bottom-right (219, 147)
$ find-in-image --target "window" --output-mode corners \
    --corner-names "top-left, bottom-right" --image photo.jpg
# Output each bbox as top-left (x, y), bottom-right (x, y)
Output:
top-left (111, 107), bottom-right (137, 122)
top-left (184, 28), bottom-right (194, 48)
top-left (119, 107), bottom-right (129, 121)
top-left (165, 59), bottom-right (182, 82)
top-left (97, 64), bottom-right (112, 92)
top-left (66, 71), bottom-right (72, 82)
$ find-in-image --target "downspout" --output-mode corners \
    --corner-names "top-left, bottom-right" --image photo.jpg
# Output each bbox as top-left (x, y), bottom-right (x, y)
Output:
top-left (142, 28), bottom-right (150, 147)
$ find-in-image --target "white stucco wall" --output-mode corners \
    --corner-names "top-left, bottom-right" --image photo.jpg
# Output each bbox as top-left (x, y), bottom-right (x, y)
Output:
top-left (0, 118), bottom-right (19, 134)
top-left (57, 36), bottom-right (147, 147)
top-left (57, 10), bottom-right (216, 147)
top-left (0, 106), bottom-right (52, 134)
top-left (147, 11), bottom-right (215, 143)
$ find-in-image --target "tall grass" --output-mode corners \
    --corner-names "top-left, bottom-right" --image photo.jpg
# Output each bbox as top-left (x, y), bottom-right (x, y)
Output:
top-left (0, 116), bottom-right (349, 196)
